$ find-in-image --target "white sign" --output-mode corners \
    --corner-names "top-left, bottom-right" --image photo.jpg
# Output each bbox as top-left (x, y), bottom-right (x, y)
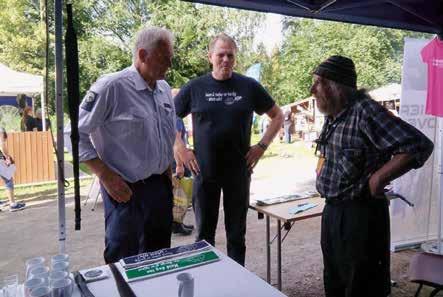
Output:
top-left (391, 38), bottom-right (439, 251)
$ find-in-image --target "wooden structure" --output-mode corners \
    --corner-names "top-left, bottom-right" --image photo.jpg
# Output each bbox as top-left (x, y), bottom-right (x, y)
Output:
top-left (1, 131), bottom-right (55, 185)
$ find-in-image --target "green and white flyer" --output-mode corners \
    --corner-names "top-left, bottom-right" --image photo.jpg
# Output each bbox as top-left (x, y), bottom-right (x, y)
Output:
top-left (124, 250), bottom-right (220, 282)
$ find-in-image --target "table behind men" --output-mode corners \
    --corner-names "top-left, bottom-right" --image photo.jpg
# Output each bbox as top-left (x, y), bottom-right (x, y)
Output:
top-left (250, 197), bottom-right (325, 291)
top-left (73, 249), bottom-right (287, 297)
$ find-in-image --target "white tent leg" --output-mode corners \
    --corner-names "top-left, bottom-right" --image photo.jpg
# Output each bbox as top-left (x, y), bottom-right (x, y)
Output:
top-left (41, 91), bottom-right (46, 131)
top-left (438, 118), bottom-right (443, 254)
top-left (55, 0), bottom-right (66, 254)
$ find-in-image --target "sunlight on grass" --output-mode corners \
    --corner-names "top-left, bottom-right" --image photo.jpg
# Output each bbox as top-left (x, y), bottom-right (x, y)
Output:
top-left (251, 133), bottom-right (315, 159)
top-left (64, 151), bottom-right (92, 175)
top-left (0, 178), bottom-right (93, 203)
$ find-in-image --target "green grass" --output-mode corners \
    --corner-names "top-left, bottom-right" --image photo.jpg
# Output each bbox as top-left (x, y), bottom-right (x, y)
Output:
top-left (0, 178), bottom-right (93, 203)
top-left (0, 132), bottom-right (315, 202)
top-left (251, 133), bottom-right (315, 159)
top-left (64, 151), bottom-right (92, 175)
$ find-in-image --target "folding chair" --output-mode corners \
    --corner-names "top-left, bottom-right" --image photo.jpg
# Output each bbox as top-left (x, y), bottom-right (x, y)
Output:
top-left (409, 252), bottom-right (443, 297)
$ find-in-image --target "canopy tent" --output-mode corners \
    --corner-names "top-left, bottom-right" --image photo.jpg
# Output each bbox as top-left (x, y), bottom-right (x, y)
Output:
top-left (180, 0), bottom-right (442, 254)
top-left (184, 0), bottom-right (443, 34)
top-left (0, 63), bottom-right (43, 96)
top-left (0, 63), bottom-right (47, 130)
top-left (53, 0), bottom-right (443, 254)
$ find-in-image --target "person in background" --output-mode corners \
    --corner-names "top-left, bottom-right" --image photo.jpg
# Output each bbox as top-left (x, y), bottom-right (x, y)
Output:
top-left (34, 109), bottom-right (51, 131)
top-left (171, 88), bottom-right (194, 236)
top-left (283, 108), bottom-right (292, 143)
top-left (0, 127), bottom-right (26, 212)
top-left (77, 27), bottom-right (175, 264)
top-left (20, 106), bottom-right (36, 132)
top-left (174, 33), bottom-right (284, 266)
top-left (312, 55), bottom-right (434, 297)
top-left (260, 116), bottom-right (269, 137)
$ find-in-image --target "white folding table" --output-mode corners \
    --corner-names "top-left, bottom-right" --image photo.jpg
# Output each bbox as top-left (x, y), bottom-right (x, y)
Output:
top-left (250, 197), bottom-right (325, 291)
top-left (72, 249), bottom-right (287, 297)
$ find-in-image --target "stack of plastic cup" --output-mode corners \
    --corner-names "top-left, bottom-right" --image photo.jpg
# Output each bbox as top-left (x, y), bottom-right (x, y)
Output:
top-left (24, 253), bottom-right (72, 297)
top-left (2, 274), bottom-right (18, 297)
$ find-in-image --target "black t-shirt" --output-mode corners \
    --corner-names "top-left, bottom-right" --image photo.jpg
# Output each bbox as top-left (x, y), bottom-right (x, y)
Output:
top-left (35, 118), bottom-right (51, 131)
top-left (175, 72), bottom-right (275, 178)
top-left (21, 115), bottom-right (36, 132)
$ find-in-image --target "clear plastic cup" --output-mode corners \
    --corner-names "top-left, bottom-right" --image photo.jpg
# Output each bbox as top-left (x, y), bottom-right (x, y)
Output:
top-left (25, 257), bottom-right (45, 279)
top-left (48, 271), bottom-right (69, 286)
top-left (29, 286), bottom-right (51, 297)
top-left (2, 274), bottom-right (18, 297)
top-left (28, 266), bottom-right (49, 286)
top-left (24, 278), bottom-right (45, 297)
top-left (50, 278), bottom-right (73, 297)
top-left (50, 254), bottom-right (69, 266)
top-left (51, 261), bottom-right (69, 273)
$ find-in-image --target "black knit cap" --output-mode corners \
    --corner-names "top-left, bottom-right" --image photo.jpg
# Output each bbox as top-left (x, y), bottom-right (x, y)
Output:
top-left (313, 55), bottom-right (357, 88)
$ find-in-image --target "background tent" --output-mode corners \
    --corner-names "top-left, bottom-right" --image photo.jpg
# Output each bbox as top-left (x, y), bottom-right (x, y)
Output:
top-left (0, 63), bottom-right (46, 130)
top-left (53, 0), bottom-right (442, 253)
top-left (183, 0), bottom-right (443, 33)
top-left (0, 63), bottom-right (43, 97)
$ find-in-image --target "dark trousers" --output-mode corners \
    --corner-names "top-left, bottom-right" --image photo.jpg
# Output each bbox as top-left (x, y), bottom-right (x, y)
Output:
top-left (193, 173), bottom-right (250, 266)
top-left (321, 198), bottom-right (391, 297)
top-left (101, 174), bottom-right (173, 264)
top-left (284, 124), bottom-right (291, 143)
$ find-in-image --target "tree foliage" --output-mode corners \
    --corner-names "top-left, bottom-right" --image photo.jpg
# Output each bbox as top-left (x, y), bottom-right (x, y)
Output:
top-left (0, 0), bottom-right (435, 114)
top-left (263, 19), bottom-right (431, 105)
top-left (76, 0), bottom-right (264, 88)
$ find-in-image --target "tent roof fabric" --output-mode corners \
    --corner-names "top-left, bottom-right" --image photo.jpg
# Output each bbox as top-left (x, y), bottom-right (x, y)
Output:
top-left (282, 83), bottom-right (401, 110)
top-left (186, 0), bottom-right (443, 33)
top-left (368, 83), bottom-right (401, 102)
top-left (0, 63), bottom-right (43, 96)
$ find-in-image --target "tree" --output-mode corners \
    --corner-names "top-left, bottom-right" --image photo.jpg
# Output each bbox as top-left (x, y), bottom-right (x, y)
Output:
top-left (266, 18), bottom-right (432, 106)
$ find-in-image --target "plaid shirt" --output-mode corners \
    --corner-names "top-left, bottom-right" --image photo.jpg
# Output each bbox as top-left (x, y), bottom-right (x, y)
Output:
top-left (316, 92), bottom-right (434, 201)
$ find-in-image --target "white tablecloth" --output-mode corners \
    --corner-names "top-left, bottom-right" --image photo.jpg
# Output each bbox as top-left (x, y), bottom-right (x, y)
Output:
top-left (74, 249), bottom-right (286, 297)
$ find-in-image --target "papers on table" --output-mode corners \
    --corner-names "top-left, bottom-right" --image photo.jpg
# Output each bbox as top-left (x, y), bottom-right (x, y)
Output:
top-left (289, 203), bottom-right (318, 214)
top-left (118, 240), bottom-right (220, 282)
top-left (120, 240), bottom-right (212, 269)
top-left (123, 250), bottom-right (220, 282)
top-left (255, 190), bottom-right (319, 206)
top-left (0, 160), bottom-right (15, 180)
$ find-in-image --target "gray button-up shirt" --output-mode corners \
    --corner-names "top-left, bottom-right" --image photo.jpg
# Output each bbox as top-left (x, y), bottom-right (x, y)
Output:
top-left (78, 66), bottom-right (176, 183)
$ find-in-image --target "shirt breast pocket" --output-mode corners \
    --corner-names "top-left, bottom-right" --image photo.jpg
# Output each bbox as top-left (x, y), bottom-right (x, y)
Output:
top-left (338, 148), bottom-right (365, 181)
top-left (106, 111), bottom-right (149, 166)
top-left (158, 104), bottom-right (175, 143)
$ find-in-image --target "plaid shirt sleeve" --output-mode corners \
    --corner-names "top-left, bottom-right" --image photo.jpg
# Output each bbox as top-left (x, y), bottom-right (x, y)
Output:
top-left (358, 99), bottom-right (434, 169)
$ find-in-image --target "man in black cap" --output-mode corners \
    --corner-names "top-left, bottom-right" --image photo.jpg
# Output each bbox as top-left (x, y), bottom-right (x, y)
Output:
top-left (311, 55), bottom-right (434, 297)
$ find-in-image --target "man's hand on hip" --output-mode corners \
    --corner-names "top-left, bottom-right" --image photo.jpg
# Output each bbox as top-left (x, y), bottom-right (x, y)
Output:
top-left (98, 169), bottom-right (132, 203)
top-left (246, 144), bottom-right (265, 173)
top-left (368, 172), bottom-right (387, 198)
top-left (85, 158), bottom-right (132, 203)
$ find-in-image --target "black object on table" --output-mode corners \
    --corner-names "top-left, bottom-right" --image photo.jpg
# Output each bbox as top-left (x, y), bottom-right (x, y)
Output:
top-left (109, 263), bottom-right (137, 297)
top-left (73, 271), bottom-right (96, 297)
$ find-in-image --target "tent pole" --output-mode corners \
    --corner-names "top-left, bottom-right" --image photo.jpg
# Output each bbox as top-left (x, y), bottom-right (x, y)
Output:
top-left (439, 118), bottom-right (443, 254)
top-left (55, 0), bottom-right (66, 254)
top-left (41, 91), bottom-right (46, 131)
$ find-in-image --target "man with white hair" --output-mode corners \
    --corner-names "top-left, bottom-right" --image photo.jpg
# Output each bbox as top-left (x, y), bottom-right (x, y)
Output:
top-left (78, 27), bottom-right (175, 263)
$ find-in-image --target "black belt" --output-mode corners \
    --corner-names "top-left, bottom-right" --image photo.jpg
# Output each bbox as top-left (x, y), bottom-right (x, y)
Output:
top-left (130, 170), bottom-right (170, 186)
